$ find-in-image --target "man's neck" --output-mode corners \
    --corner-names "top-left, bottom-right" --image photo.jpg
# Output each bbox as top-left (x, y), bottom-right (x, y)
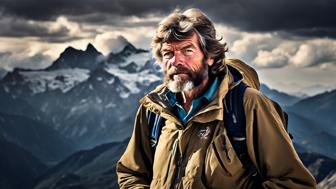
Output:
top-left (181, 77), bottom-right (209, 112)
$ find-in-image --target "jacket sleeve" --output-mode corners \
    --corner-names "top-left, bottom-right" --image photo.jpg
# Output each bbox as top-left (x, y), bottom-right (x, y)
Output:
top-left (244, 88), bottom-right (317, 189)
top-left (116, 105), bottom-right (154, 189)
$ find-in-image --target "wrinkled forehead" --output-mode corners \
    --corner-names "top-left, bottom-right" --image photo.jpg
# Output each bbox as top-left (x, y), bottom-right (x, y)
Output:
top-left (161, 32), bottom-right (200, 51)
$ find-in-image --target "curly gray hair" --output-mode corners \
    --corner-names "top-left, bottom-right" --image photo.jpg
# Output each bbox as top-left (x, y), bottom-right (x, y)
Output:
top-left (151, 8), bottom-right (228, 75)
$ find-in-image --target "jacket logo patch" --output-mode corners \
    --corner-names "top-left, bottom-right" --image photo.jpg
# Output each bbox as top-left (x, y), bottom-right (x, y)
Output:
top-left (198, 127), bottom-right (211, 139)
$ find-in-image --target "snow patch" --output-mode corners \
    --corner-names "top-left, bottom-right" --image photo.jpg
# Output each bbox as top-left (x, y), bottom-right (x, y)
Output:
top-left (96, 97), bottom-right (102, 104)
top-left (318, 171), bottom-right (336, 189)
top-left (89, 84), bottom-right (93, 90)
top-left (3, 85), bottom-right (10, 93)
top-left (67, 103), bottom-right (90, 119)
top-left (71, 126), bottom-right (78, 137)
top-left (107, 77), bottom-right (115, 84)
top-left (105, 102), bottom-right (116, 109)
top-left (116, 85), bottom-right (130, 98)
top-left (78, 126), bottom-right (88, 137)
top-left (19, 68), bottom-right (90, 94)
top-left (105, 66), bottom-right (161, 98)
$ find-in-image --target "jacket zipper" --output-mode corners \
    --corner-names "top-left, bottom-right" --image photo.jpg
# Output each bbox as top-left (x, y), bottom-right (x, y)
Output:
top-left (171, 139), bottom-right (183, 189)
top-left (146, 93), bottom-right (183, 126)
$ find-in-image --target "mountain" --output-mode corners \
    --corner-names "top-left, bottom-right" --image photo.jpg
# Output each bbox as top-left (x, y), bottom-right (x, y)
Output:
top-left (288, 89), bottom-right (336, 135)
top-left (0, 112), bottom-right (77, 164)
top-left (0, 136), bottom-right (47, 189)
top-left (0, 68), bottom-right (6, 80)
top-left (107, 43), bottom-right (148, 65)
top-left (287, 111), bottom-right (336, 159)
top-left (46, 43), bottom-right (103, 71)
top-left (260, 84), bottom-right (301, 107)
top-left (258, 84), bottom-right (336, 159)
top-left (0, 84), bottom-right (45, 121)
top-left (0, 42), bottom-right (161, 149)
top-left (34, 139), bottom-right (128, 189)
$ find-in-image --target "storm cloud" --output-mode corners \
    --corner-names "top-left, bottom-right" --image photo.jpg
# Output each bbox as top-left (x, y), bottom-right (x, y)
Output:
top-left (0, 0), bottom-right (335, 38)
top-left (0, 15), bottom-right (69, 37)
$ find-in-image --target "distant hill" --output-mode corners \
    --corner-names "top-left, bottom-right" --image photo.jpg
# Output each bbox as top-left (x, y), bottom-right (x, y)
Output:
top-left (34, 139), bottom-right (128, 189)
top-left (258, 85), bottom-right (336, 159)
top-left (288, 89), bottom-right (336, 134)
top-left (260, 84), bottom-right (301, 107)
top-left (287, 111), bottom-right (336, 159)
top-left (0, 112), bottom-right (77, 164)
top-left (0, 137), bottom-right (47, 189)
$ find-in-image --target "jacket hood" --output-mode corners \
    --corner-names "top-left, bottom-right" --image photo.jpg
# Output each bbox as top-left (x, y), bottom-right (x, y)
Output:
top-left (225, 58), bottom-right (260, 90)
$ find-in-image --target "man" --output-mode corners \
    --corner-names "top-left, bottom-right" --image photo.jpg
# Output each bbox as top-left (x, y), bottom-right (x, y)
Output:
top-left (116, 8), bottom-right (316, 189)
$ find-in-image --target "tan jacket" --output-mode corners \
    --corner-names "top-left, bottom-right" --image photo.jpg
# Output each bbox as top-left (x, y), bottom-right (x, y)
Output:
top-left (116, 63), bottom-right (316, 189)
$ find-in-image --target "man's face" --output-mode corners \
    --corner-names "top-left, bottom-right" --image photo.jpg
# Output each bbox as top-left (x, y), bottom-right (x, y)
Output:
top-left (161, 33), bottom-right (213, 93)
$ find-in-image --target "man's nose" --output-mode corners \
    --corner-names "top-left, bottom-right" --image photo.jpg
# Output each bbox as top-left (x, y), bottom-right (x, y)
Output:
top-left (169, 51), bottom-right (184, 67)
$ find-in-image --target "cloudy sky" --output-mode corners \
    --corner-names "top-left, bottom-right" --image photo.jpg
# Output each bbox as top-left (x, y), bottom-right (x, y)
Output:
top-left (0, 0), bottom-right (335, 96)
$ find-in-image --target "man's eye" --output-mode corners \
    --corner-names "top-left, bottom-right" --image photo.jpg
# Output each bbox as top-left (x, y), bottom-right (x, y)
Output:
top-left (163, 52), bottom-right (173, 58)
top-left (184, 49), bottom-right (194, 55)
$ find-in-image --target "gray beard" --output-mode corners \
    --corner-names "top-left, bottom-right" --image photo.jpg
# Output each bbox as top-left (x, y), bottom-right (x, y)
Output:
top-left (167, 75), bottom-right (194, 93)
top-left (164, 58), bottom-right (209, 93)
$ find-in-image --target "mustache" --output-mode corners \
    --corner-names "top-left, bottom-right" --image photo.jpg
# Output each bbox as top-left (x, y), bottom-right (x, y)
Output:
top-left (167, 66), bottom-right (191, 78)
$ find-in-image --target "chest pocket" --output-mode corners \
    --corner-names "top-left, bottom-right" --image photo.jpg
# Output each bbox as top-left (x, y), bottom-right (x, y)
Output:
top-left (204, 124), bottom-right (244, 182)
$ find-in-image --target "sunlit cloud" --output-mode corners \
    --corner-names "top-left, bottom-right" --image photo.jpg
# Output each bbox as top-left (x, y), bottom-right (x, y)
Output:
top-left (289, 39), bottom-right (336, 67)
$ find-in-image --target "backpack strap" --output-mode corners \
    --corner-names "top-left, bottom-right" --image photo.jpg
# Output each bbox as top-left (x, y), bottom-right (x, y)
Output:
top-left (146, 109), bottom-right (165, 150)
top-left (224, 82), bottom-right (264, 184)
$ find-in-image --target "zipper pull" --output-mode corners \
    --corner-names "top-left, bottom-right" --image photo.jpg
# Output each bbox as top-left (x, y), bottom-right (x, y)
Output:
top-left (232, 114), bottom-right (237, 124)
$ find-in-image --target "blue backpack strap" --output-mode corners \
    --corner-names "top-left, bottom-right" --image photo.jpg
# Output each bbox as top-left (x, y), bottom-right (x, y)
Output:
top-left (224, 82), bottom-right (248, 148)
top-left (224, 82), bottom-right (263, 183)
top-left (146, 109), bottom-right (165, 150)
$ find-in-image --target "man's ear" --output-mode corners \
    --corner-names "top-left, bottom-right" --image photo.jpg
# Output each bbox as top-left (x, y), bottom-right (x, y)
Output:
top-left (206, 57), bottom-right (214, 66)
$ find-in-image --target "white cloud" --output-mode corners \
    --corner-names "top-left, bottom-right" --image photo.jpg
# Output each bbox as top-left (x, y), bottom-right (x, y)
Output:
top-left (94, 34), bottom-right (129, 54)
top-left (258, 66), bottom-right (336, 96)
top-left (252, 48), bottom-right (289, 68)
top-left (49, 16), bottom-right (80, 36)
top-left (0, 51), bottom-right (52, 71)
top-left (115, 26), bottom-right (154, 49)
top-left (228, 32), bottom-right (336, 69)
top-left (214, 24), bottom-right (243, 46)
top-left (231, 33), bottom-right (274, 55)
top-left (289, 39), bottom-right (336, 67)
